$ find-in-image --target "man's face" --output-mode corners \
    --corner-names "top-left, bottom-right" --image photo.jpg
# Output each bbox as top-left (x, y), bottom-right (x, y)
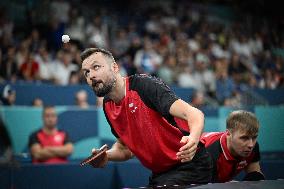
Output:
top-left (43, 108), bottom-right (57, 129)
top-left (81, 53), bottom-right (116, 97)
top-left (227, 129), bottom-right (258, 158)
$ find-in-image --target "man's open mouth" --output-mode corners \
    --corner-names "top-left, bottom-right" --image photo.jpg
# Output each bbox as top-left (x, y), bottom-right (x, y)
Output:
top-left (92, 80), bottom-right (102, 87)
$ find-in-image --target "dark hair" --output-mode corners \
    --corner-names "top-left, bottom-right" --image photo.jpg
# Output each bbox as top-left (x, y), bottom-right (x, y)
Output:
top-left (226, 110), bottom-right (259, 136)
top-left (42, 105), bottom-right (55, 115)
top-left (80, 48), bottom-right (115, 63)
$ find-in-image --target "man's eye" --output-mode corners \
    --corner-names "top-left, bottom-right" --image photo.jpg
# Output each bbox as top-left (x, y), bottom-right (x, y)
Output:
top-left (84, 71), bottom-right (90, 77)
top-left (94, 65), bottom-right (101, 70)
top-left (241, 136), bottom-right (249, 140)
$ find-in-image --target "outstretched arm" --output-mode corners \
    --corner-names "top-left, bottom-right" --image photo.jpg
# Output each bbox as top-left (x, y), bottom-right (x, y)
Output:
top-left (90, 139), bottom-right (133, 168)
top-left (170, 99), bottom-right (204, 162)
top-left (106, 139), bottom-right (134, 161)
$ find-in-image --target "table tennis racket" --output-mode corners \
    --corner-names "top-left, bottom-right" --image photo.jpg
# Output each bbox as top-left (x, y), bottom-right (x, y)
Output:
top-left (80, 144), bottom-right (108, 166)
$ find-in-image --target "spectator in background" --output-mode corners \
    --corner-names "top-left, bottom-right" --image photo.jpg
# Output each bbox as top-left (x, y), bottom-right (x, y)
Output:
top-left (15, 40), bottom-right (30, 69)
top-left (190, 90), bottom-right (206, 109)
top-left (177, 66), bottom-right (198, 89)
top-left (134, 37), bottom-right (162, 76)
top-left (19, 52), bottom-right (40, 81)
top-left (34, 45), bottom-right (53, 83)
top-left (0, 85), bottom-right (16, 106)
top-left (28, 106), bottom-right (73, 164)
top-left (69, 70), bottom-right (81, 85)
top-left (28, 29), bottom-right (41, 53)
top-left (50, 0), bottom-right (70, 24)
top-left (32, 97), bottom-right (44, 107)
top-left (157, 54), bottom-right (177, 85)
top-left (65, 7), bottom-right (85, 45)
top-left (51, 50), bottom-right (78, 85)
top-left (112, 29), bottom-right (130, 57)
top-left (85, 15), bottom-right (108, 48)
top-left (191, 90), bottom-right (219, 108)
top-left (75, 90), bottom-right (89, 109)
top-left (215, 69), bottom-right (236, 105)
top-left (192, 54), bottom-right (216, 95)
top-left (0, 46), bottom-right (18, 82)
top-left (228, 53), bottom-right (250, 85)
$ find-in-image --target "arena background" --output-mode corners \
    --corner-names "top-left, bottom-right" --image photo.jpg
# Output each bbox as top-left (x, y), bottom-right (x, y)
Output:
top-left (0, 0), bottom-right (283, 188)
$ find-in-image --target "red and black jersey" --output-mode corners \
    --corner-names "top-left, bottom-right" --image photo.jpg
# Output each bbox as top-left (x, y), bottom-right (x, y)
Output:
top-left (201, 132), bottom-right (260, 182)
top-left (103, 74), bottom-right (192, 173)
top-left (28, 129), bottom-right (71, 164)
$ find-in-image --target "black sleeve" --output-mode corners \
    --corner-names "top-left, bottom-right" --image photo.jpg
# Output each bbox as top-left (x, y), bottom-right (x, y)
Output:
top-left (252, 142), bottom-right (260, 162)
top-left (130, 75), bottom-right (180, 117)
top-left (243, 171), bottom-right (265, 181)
top-left (63, 132), bottom-right (72, 144)
top-left (28, 131), bottom-right (40, 147)
top-left (110, 127), bottom-right (119, 138)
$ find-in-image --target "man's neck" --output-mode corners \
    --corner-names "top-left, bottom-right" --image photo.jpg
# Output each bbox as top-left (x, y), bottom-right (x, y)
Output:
top-left (43, 127), bottom-right (57, 135)
top-left (108, 75), bottom-right (126, 103)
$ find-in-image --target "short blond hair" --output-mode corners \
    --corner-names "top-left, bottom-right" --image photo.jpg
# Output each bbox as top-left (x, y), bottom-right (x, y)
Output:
top-left (226, 110), bottom-right (259, 136)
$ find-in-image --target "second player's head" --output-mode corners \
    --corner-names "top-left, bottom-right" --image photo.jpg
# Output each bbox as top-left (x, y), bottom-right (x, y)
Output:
top-left (226, 110), bottom-right (260, 158)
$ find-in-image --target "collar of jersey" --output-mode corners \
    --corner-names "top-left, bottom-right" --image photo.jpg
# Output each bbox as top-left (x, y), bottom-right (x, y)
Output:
top-left (220, 132), bottom-right (240, 161)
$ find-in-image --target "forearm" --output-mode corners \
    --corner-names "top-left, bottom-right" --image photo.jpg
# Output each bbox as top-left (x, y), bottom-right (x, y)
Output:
top-left (187, 107), bottom-right (204, 140)
top-left (107, 140), bottom-right (133, 162)
top-left (170, 100), bottom-right (205, 162)
top-left (32, 148), bottom-right (56, 160)
top-left (47, 143), bottom-right (73, 157)
top-left (169, 99), bottom-right (204, 140)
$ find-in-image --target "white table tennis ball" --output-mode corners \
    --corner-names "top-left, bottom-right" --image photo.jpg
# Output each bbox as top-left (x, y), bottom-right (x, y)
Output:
top-left (62, 34), bottom-right (70, 43)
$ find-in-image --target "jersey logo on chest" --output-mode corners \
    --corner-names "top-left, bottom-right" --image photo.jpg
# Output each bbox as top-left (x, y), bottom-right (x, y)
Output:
top-left (129, 102), bottom-right (138, 113)
top-left (237, 160), bottom-right (248, 170)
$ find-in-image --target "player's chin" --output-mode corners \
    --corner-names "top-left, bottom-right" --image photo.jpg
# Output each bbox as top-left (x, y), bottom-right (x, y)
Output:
top-left (241, 151), bottom-right (252, 157)
top-left (92, 87), bottom-right (102, 95)
top-left (92, 84), bottom-right (100, 90)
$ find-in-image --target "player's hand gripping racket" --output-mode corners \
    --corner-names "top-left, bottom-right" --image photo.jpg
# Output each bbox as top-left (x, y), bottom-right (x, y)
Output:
top-left (80, 144), bottom-right (108, 167)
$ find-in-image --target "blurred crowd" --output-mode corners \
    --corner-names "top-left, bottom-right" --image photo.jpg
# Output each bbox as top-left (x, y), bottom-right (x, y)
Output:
top-left (0, 0), bottom-right (283, 106)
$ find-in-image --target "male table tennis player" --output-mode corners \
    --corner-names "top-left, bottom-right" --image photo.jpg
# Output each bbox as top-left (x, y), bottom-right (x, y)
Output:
top-left (80, 48), bottom-right (213, 186)
top-left (201, 110), bottom-right (265, 182)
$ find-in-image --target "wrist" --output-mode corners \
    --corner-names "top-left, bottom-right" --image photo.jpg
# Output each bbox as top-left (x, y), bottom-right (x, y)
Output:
top-left (189, 134), bottom-right (201, 142)
top-left (106, 150), bottom-right (111, 160)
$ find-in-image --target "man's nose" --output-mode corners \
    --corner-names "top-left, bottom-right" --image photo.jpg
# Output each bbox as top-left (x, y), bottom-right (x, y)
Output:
top-left (247, 139), bottom-right (254, 148)
top-left (89, 69), bottom-right (97, 80)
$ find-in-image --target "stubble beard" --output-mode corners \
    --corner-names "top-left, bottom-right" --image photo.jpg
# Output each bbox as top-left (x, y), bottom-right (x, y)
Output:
top-left (92, 75), bottom-right (116, 97)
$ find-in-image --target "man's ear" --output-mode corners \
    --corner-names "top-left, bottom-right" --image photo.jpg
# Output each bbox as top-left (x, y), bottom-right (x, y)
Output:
top-left (112, 62), bottom-right (119, 73)
top-left (226, 129), bottom-right (231, 137)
